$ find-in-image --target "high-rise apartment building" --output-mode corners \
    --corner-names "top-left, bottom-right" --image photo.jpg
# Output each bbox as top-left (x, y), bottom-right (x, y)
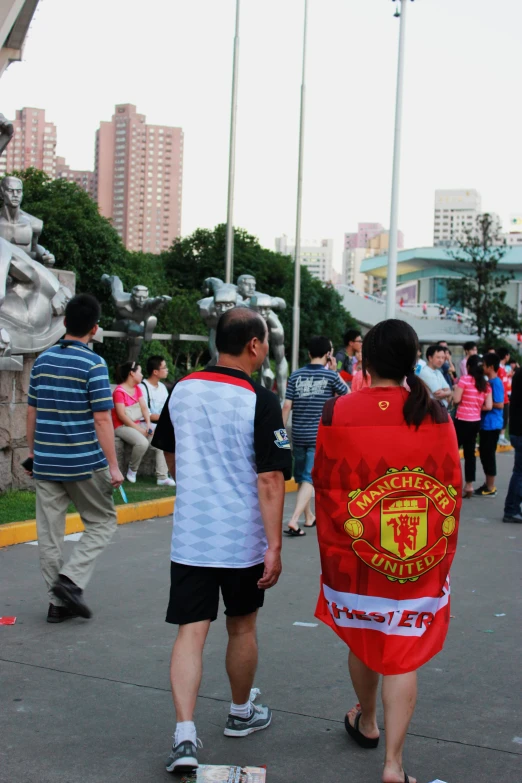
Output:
top-left (94, 104), bottom-right (183, 253)
top-left (0, 106), bottom-right (57, 178)
top-left (342, 223), bottom-right (404, 290)
top-left (433, 189), bottom-right (481, 246)
top-left (55, 156), bottom-right (95, 199)
top-left (275, 236), bottom-right (334, 283)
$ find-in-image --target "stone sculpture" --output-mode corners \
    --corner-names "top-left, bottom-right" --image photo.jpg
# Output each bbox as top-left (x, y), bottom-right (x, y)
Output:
top-left (198, 274), bottom-right (288, 401)
top-left (101, 274), bottom-right (172, 362)
top-left (0, 176), bottom-right (55, 267)
top-left (0, 115), bottom-right (71, 362)
top-left (198, 277), bottom-right (243, 365)
top-left (248, 291), bottom-right (288, 401)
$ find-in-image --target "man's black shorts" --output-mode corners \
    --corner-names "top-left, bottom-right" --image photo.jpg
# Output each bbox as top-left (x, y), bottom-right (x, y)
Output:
top-left (166, 561), bottom-right (265, 625)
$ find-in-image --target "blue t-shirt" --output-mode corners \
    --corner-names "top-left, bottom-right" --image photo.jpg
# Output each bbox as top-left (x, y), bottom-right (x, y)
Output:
top-left (286, 364), bottom-right (348, 447)
top-left (481, 376), bottom-right (504, 431)
top-left (28, 340), bottom-right (114, 482)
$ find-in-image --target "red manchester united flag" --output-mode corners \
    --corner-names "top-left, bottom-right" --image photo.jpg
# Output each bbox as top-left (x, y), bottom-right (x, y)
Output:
top-left (313, 387), bottom-right (462, 675)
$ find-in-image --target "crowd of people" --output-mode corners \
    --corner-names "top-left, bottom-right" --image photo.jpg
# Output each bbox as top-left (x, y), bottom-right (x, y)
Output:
top-left (23, 294), bottom-right (521, 782)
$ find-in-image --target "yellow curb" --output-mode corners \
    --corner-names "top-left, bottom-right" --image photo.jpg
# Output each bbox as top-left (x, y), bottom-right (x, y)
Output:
top-left (459, 444), bottom-right (513, 458)
top-left (0, 479), bottom-right (300, 548)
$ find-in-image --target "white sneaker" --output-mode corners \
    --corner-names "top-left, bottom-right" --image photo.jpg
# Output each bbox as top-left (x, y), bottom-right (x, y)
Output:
top-left (126, 469), bottom-right (137, 483)
top-left (157, 478), bottom-right (176, 487)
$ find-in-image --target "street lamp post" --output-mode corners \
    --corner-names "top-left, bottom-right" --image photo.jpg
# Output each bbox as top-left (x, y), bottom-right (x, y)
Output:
top-left (386, 0), bottom-right (412, 319)
top-left (225, 0), bottom-right (241, 285)
top-left (291, 0), bottom-right (309, 372)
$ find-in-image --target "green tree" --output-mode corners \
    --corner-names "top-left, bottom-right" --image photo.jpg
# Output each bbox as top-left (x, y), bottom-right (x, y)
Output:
top-left (163, 224), bottom-right (356, 362)
top-left (446, 213), bottom-right (521, 343)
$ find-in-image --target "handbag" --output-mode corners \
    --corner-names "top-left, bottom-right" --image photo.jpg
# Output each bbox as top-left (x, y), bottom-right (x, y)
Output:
top-left (124, 402), bottom-right (143, 423)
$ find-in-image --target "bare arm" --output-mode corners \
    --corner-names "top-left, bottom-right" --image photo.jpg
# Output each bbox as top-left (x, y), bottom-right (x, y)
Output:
top-left (138, 396), bottom-right (151, 429)
top-left (493, 400), bottom-right (504, 409)
top-left (93, 410), bottom-right (124, 487)
top-left (482, 392), bottom-right (493, 411)
top-left (257, 470), bottom-right (285, 589)
top-left (164, 452), bottom-right (175, 478)
top-left (282, 400), bottom-right (292, 428)
top-left (452, 386), bottom-right (463, 405)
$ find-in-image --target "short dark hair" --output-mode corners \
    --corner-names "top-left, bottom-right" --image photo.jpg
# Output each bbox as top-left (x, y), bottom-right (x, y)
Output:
top-left (343, 329), bottom-right (361, 346)
top-left (64, 294), bottom-right (101, 337)
top-left (426, 344), bottom-right (446, 360)
top-left (215, 307), bottom-right (266, 356)
top-left (115, 361), bottom-right (141, 384)
top-left (484, 353), bottom-right (500, 372)
top-left (147, 355), bottom-right (166, 376)
top-left (463, 341), bottom-right (477, 352)
top-left (308, 336), bottom-right (331, 359)
top-left (496, 347), bottom-right (510, 361)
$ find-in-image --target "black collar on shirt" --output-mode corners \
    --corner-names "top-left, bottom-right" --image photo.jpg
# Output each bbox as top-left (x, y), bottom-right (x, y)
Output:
top-left (58, 339), bottom-right (94, 352)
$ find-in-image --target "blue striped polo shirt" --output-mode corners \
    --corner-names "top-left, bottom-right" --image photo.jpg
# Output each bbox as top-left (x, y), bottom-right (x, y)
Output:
top-left (28, 340), bottom-right (114, 482)
top-left (286, 364), bottom-right (348, 447)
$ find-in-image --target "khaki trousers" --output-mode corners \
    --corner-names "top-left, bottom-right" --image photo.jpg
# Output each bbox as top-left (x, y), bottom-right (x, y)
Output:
top-left (115, 425), bottom-right (168, 480)
top-left (35, 468), bottom-right (117, 606)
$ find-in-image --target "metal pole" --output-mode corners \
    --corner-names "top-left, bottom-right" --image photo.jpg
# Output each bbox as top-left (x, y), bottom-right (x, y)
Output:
top-left (386, 0), bottom-right (409, 319)
top-left (291, 0), bottom-right (308, 371)
top-left (225, 0), bottom-right (241, 284)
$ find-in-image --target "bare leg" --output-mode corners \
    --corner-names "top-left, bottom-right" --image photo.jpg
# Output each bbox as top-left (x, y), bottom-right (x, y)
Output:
top-left (346, 651), bottom-right (380, 740)
top-left (226, 612), bottom-right (258, 705)
top-left (382, 671), bottom-right (417, 783)
top-left (486, 473), bottom-right (496, 491)
top-left (170, 620), bottom-right (210, 721)
top-left (288, 482), bottom-right (314, 530)
top-left (304, 498), bottom-right (315, 526)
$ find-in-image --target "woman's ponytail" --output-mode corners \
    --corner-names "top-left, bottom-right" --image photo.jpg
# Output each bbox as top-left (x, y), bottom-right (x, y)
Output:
top-left (404, 372), bottom-right (448, 427)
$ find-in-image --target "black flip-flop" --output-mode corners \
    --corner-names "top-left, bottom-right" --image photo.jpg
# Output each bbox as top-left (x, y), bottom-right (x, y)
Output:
top-left (404, 775), bottom-right (409, 783)
top-left (303, 520), bottom-right (316, 528)
top-left (344, 711), bottom-right (379, 748)
top-left (283, 527), bottom-right (306, 537)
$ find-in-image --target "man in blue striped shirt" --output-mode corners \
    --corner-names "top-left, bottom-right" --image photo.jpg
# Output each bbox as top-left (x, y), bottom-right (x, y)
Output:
top-left (282, 336), bottom-right (348, 536)
top-left (26, 294), bottom-right (124, 622)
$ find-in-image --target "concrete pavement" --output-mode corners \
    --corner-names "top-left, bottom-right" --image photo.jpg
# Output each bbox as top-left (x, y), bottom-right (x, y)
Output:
top-left (1, 451), bottom-right (521, 782)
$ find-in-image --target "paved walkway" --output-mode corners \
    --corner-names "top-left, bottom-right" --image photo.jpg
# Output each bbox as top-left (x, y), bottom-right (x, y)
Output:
top-left (1, 452), bottom-right (521, 782)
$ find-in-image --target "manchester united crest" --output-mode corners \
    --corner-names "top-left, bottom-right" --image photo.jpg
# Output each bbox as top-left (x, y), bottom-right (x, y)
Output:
top-left (343, 467), bottom-right (457, 583)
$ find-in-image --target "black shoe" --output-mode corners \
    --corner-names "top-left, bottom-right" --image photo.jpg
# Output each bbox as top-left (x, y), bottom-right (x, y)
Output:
top-left (503, 513), bottom-right (522, 523)
top-left (474, 485), bottom-right (497, 497)
top-left (51, 576), bottom-right (92, 619)
top-left (47, 603), bottom-right (78, 623)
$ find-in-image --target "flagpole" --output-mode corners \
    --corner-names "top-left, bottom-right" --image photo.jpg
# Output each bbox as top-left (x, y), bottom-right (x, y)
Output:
top-left (386, 0), bottom-right (410, 318)
top-left (291, 0), bottom-right (309, 372)
top-left (225, 0), bottom-right (241, 285)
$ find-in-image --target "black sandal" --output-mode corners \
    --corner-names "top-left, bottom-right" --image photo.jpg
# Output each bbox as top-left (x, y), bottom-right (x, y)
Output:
top-left (303, 519), bottom-right (316, 528)
top-left (344, 710), bottom-right (379, 748)
top-left (404, 775), bottom-right (409, 783)
top-left (283, 527), bottom-right (306, 537)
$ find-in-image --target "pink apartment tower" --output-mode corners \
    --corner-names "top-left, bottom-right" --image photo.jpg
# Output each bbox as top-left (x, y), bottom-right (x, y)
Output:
top-left (0, 107), bottom-right (57, 178)
top-left (345, 222), bottom-right (404, 251)
top-left (94, 104), bottom-right (183, 253)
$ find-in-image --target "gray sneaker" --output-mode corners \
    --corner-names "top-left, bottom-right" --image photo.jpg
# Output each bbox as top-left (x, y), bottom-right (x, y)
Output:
top-left (224, 703), bottom-right (272, 737)
top-left (165, 739), bottom-right (199, 773)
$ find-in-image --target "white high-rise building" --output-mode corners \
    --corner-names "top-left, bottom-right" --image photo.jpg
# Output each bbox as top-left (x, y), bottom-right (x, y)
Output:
top-left (433, 189), bottom-right (481, 246)
top-left (275, 236), bottom-right (334, 283)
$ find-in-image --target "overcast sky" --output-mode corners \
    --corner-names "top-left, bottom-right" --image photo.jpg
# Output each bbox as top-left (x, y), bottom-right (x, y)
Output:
top-left (1, 0), bottom-right (521, 271)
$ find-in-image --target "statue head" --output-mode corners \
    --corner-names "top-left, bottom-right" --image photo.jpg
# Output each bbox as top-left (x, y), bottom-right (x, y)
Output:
top-left (214, 287), bottom-right (237, 316)
top-left (237, 274), bottom-right (256, 299)
top-left (131, 285), bottom-right (149, 308)
top-left (1, 176), bottom-right (23, 208)
top-left (249, 293), bottom-right (272, 321)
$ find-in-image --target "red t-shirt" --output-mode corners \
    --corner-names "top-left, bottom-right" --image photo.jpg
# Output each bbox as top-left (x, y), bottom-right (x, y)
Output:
top-left (497, 365), bottom-right (510, 404)
top-left (111, 384), bottom-right (143, 429)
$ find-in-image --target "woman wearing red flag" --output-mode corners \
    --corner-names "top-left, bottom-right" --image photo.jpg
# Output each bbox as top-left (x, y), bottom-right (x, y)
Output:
top-left (313, 320), bottom-right (461, 783)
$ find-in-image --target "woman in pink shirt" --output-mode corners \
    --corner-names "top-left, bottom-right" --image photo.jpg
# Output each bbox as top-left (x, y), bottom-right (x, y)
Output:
top-left (454, 355), bottom-right (492, 498)
top-left (112, 361), bottom-right (174, 486)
